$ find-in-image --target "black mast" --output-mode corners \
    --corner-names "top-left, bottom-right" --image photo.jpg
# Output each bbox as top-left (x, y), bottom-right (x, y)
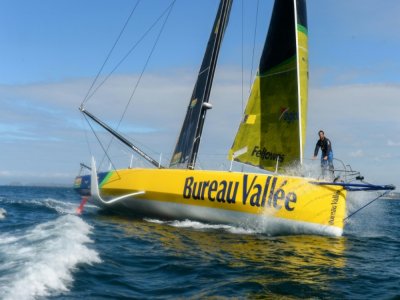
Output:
top-left (169, 0), bottom-right (233, 169)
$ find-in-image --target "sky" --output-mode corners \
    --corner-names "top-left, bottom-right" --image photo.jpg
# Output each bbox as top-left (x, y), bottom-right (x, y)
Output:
top-left (0, 0), bottom-right (399, 189)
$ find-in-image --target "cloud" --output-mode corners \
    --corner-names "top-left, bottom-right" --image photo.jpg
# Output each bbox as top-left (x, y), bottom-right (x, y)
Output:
top-left (372, 153), bottom-right (396, 162)
top-left (309, 83), bottom-right (400, 121)
top-left (0, 68), bottom-right (242, 184)
top-left (306, 83), bottom-right (400, 155)
top-left (313, 0), bottom-right (400, 40)
top-left (349, 150), bottom-right (364, 158)
top-left (305, 82), bottom-right (400, 188)
top-left (387, 140), bottom-right (400, 147)
top-left (0, 67), bottom-right (399, 188)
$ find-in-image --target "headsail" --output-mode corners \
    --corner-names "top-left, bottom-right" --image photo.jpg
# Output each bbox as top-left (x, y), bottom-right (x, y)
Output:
top-left (170, 0), bottom-right (233, 169)
top-left (229, 0), bottom-right (308, 172)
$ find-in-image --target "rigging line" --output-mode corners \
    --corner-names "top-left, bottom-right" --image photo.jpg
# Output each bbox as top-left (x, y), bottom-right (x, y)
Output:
top-left (84, 1), bottom-right (176, 103)
top-left (82, 113), bottom-right (121, 179)
top-left (344, 191), bottom-right (391, 223)
top-left (121, 0), bottom-right (176, 124)
top-left (249, 0), bottom-right (260, 91)
top-left (82, 0), bottom-right (141, 107)
top-left (99, 0), bottom-right (176, 170)
top-left (115, 0), bottom-right (177, 140)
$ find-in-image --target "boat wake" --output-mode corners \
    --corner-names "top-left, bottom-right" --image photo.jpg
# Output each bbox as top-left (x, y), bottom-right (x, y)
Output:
top-left (144, 214), bottom-right (342, 237)
top-left (0, 214), bottom-right (101, 300)
top-left (145, 218), bottom-right (277, 235)
top-left (170, 219), bottom-right (258, 234)
top-left (0, 197), bottom-right (78, 215)
top-left (39, 198), bottom-right (80, 214)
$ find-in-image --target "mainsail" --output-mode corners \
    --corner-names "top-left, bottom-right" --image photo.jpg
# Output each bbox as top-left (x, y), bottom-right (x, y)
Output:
top-left (229, 0), bottom-right (308, 172)
top-left (170, 0), bottom-right (233, 169)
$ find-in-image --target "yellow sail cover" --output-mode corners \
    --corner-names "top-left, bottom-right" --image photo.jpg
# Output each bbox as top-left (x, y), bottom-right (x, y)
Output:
top-left (229, 0), bottom-right (308, 172)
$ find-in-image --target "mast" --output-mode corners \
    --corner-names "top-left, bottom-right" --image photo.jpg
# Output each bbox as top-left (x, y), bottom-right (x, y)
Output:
top-left (294, 0), bottom-right (302, 165)
top-left (169, 0), bottom-right (233, 169)
top-left (295, 0), bottom-right (308, 166)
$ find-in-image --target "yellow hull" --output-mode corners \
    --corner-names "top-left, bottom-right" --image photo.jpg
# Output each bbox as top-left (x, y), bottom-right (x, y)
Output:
top-left (76, 168), bottom-right (347, 236)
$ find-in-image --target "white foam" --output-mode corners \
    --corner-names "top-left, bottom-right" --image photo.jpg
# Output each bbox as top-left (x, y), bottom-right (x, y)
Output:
top-left (144, 218), bottom-right (257, 235)
top-left (226, 226), bottom-right (258, 235)
top-left (170, 219), bottom-right (233, 230)
top-left (0, 197), bottom-right (79, 215)
top-left (0, 215), bottom-right (101, 300)
top-left (42, 198), bottom-right (80, 214)
top-left (144, 215), bottom-right (341, 237)
top-left (0, 207), bottom-right (6, 219)
top-left (144, 218), bottom-right (165, 224)
top-left (0, 196), bottom-right (101, 216)
top-left (39, 198), bottom-right (99, 214)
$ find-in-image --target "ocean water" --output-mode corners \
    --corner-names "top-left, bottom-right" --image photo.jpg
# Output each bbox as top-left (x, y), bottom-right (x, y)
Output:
top-left (0, 186), bottom-right (399, 299)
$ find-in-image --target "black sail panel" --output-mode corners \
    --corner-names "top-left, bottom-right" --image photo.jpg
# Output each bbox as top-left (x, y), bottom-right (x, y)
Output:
top-left (170, 0), bottom-right (232, 169)
top-left (296, 0), bottom-right (308, 29)
top-left (259, 0), bottom-right (296, 72)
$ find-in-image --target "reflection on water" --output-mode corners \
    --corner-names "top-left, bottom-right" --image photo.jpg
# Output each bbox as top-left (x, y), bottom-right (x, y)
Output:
top-left (96, 214), bottom-right (347, 298)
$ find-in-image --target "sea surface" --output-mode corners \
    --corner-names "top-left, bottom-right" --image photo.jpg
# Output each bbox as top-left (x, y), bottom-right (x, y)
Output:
top-left (0, 186), bottom-right (399, 299)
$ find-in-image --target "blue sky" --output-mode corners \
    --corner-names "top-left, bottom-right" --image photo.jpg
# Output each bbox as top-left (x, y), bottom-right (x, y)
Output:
top-left (1, 0), bottom-right (399, 188)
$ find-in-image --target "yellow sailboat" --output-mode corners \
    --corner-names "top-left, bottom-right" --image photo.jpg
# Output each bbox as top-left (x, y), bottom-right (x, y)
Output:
top-left (74, 0), bottom-right (394, 236)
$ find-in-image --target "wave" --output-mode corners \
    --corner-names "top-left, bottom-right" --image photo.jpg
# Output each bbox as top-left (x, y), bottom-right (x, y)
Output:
top-left (0, 207), bottom-right (6, 219)
top-left (0, 196), bottom-right (100, 216)
top-left (0, 214), bottom-right (101, 300)
top-left (144, 218), bottom-right (258, 235)
top-left (0, 197), bottom-right (78, 214)
top-left (40, 198), bottom-right (80, 214)
top-left (144, 215), bottom-right (343, 236)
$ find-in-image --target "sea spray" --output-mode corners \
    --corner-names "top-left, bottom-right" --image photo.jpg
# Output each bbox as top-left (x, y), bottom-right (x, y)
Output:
top-left (143, 218), bottom-right (340, 236)
top-left (0, 215), bottom-right (101, 300)
top-left (0, 197), bottom-right (77, 214)
top-left (346, 191), bottom-right (387, 237)
top-left (144, 218), bottom-right (258, 235)
top-left (0, 208), bottom-right (6, 219)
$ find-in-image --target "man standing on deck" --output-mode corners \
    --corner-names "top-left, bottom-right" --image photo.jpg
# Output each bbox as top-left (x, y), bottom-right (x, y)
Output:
top-left (313, 130), bottom-right (334, 178)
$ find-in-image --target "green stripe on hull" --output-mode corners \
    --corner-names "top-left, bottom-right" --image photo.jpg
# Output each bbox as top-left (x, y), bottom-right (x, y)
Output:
top-left (99, 172), bottom-right (113, 188)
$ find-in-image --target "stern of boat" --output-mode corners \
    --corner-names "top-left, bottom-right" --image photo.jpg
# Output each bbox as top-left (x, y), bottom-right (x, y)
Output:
top-left (74, 174), bottom-right (91, 196)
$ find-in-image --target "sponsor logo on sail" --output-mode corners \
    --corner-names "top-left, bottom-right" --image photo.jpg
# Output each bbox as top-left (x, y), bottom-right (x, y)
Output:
top-left (279, 107), bottom-right (298, 124)
top-left (252, 146), bottom-right (284, 163)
